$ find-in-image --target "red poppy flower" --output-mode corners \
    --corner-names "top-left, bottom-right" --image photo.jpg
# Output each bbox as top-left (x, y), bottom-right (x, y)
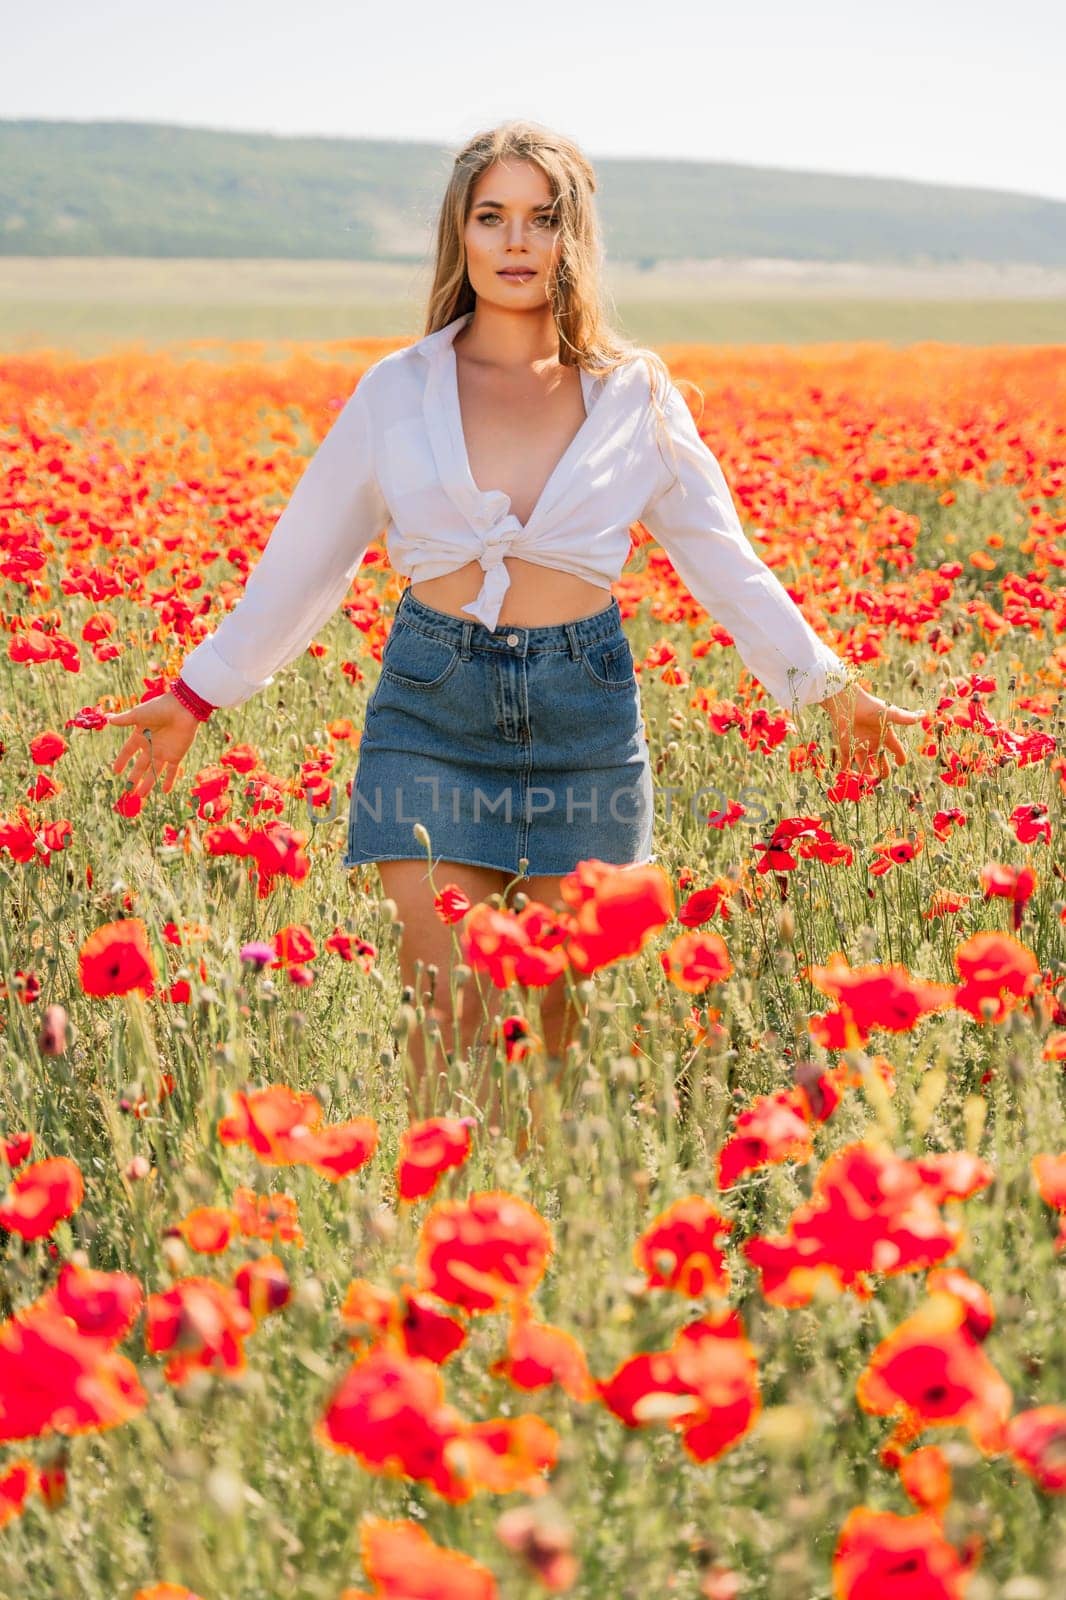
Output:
top-left (347, 1515), bottom-right (498, 1600)
top-left (233, 1254), bottom-right (291, 1322)
top-left (856, 1292), bottom-right (1012, 1455)
top-left (1032, 1152), bottom-right (1066, 1211)
top-left (806, 954), bottom-right (956, 1044)
top-left (869, 834), bottom-right (923, 876)
top-left (270, 923), bottom-right (318, 967)
top-left (416, 1191), bottom-right (553, 1314)
top-left (36, 1451), bottom-right (67, 1510)
top-left (460, 903), bottom-right (563, 989)
top-left (0, 1303), bottom-right (147, 1441)
top-left (434, 884), bottom-right (473, 924)
top-left (0, 1459), bottom-right (38, 1529)
top-left (832, 1506), bottom-right (979, 1599)
top-left (558, 859), bottom-right (675, 975)
top-left (298, 1117), bottom-right (379, 1181)
top-left (144, 1276), bottom-right (255, 1386)
top-left (1004, 1405), bottom-right (1066, 1493)
top-left (324, 928), bottom-right (377, 971)
top-left (743, 1143), bottom-right (962, 1307)
top-left (489, 1304), bottom-right (596, 1402)
top-left (315, 1346), bottom-right (469, 1501)
top-left (1032, 1148), bottom-right (1066, 1243)
top-left (953, 931), bottom-right (1040, 1022)
top-left (231, 1186), bottom-right (304, 1247)
top-left (661, 931), bottom-right (733, 993)
top-left (913, 1154), bottom-right (993, 1204)
top-left (396, 1117), bottom-right (474, 1202)
top-left (217, 1085), bottom-right (323, 1163)
top-left (78, 917), bottom-right (156, 998)
top-left (399, 1291), bottom-right (468, 1365)
top-left (678, 881), bottom-right (735, 926)
top-left (446, 1412), bottom-right (559, 1495)
top-left (28, 731), bottom-right (67, 766)
top-left (925, 1269), bottom-right (995, 1343)
top-left (456, 901), bottom-right (527, 985)
top-left (494, 1013), bottom-right (543, 1062)
top-left (932, 808), bottom-right (967, 842)
top-left (0, 1155), bottom-right (84, 1241)
top-left (979, 863), bottom-right (1038, 930)
top-left (924, 891), bottom-right (971, 920)
top-left (341, 1278), bottom-right (397, 1341)
top-left (1009, 802), bottom-right (1050, 846)
top-left (133, 1586), bottom-right (206, 1600)
top-left (669, 1312), bottom-right (762, 1464)
top-left (340, 1278), bottom-right (467, 1366)
top-left (2, 1131), bottom-right (34, 1167)
top-left (37, 1261), bottom-right (143, 1345)
top-left (717, 1090), bottom-right (813, 1190)
top-left (820, 761), bottom-right (880, 800)
top-left (597, 1348), bottom-right (696, 1431)
top-left (172, 1205), bottom-right (236, 1254)
top-left (752, 839), bottom-right (798, 874)
top-left (632, 1196), bottom-right (733, 1295)
top-left (898, 1445), bottom-right (953, 1520)
top-left (598, 1310), bottom-right (760, 1466)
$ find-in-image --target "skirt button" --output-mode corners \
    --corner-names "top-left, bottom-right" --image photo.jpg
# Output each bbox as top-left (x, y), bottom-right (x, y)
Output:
top-left (505, 633), bottom-right (520, 646)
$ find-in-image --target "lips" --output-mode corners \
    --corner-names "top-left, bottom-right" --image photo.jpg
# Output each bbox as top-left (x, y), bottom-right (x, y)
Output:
top-left (498, 270), bottom-right (535, 279)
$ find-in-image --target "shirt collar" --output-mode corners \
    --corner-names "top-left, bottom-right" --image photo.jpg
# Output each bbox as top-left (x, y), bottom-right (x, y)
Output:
top-left (412, 311), bottom-right (474, 367)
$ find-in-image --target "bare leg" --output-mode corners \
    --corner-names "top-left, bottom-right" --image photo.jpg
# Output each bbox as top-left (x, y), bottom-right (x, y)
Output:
top-left (508, 872), bottom-right (588, 1147)
top-left (375, 858), bottom-right (511, 1121)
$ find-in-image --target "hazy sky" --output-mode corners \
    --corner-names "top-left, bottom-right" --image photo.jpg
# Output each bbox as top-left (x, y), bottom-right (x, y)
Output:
top-left (6, 0), bottom-right (1065, 202)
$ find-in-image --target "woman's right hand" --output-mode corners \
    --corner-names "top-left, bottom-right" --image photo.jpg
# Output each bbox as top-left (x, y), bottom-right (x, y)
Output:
top-left (105, 692), bottom-right (202, 799)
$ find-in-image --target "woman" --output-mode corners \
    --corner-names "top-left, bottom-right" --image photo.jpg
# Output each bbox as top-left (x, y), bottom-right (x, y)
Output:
top-left (105, 120), bottom-right (923, 1111)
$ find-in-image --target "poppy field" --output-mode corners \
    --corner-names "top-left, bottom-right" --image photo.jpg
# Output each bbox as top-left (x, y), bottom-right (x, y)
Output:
top-left (0, 337), bottom-right (1064, 1599)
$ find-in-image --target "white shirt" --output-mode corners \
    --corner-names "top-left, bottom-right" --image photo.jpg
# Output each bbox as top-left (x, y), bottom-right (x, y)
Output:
top-left (178, 310), bottom-right (850, 713)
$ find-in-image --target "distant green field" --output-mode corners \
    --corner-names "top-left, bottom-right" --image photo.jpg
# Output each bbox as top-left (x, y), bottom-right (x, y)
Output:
top-left (5, 298), bottom-right (1066, 356)
top-left (2, 258), bottom-right (1064, 353)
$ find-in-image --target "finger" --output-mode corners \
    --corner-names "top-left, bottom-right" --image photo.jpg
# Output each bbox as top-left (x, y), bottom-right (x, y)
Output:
top-left (112, 734), bottom-right (142, 774)
top-left (125, 753), bottom-right (154, 790)
top-left (128, 766), bottom-right (159, 800)
top-left (888, 705), bottom-right (926, 722)
top-left (885, 730), bottom-right (908, 764)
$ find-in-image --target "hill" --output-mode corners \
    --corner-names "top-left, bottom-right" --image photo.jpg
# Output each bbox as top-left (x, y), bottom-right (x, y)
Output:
top-left (2, 119), bottom-right (1065, 266)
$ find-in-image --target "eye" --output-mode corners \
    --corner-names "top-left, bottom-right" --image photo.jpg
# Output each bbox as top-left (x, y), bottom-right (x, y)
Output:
top-left (474, 212), bottom-right (559, 228)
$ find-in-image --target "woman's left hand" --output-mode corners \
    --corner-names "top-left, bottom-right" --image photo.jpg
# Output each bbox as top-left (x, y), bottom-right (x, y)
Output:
top-left (818, 682), bottom-right (927, 781)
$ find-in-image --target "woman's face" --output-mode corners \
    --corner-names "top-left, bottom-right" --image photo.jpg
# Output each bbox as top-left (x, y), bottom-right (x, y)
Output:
top-left (462, 159), bottom-right (563, 309)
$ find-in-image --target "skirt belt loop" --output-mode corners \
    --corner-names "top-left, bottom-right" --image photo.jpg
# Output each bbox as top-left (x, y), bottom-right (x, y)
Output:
top-left (460, 621), bottom-right (473, 661)
top-left (564, 622), bottom-right (581, 662)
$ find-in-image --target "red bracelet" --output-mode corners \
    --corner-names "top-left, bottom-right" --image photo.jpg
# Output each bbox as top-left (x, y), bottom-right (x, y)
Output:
top-left (171, 675), bottom-right (217, 721)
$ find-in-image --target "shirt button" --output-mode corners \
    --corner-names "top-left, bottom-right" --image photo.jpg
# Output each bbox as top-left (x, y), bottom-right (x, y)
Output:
top-left (506, 633), bottom-right (520, 647)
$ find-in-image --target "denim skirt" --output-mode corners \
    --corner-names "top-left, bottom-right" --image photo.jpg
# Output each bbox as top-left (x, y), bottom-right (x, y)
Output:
top-left (342, 588), bottom-right (655, 878)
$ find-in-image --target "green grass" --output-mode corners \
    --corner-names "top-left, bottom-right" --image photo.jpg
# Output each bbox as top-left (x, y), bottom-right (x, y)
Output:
top-left (3, 297), bottom-right (1065, 356)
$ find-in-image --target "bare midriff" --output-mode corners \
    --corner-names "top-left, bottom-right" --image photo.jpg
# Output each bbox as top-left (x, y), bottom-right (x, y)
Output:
top-left (408, 556), bottom-right (613, 627)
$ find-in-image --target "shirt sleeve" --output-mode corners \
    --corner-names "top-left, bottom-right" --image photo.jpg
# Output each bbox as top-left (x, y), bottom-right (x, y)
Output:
top-left (177, 372), bottom-right (387, 708)
top-left (638, 382), bottom-right (851, 718)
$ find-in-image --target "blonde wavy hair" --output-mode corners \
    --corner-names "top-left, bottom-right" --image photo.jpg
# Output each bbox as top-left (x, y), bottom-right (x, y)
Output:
top-left (422, 119), bottom-right (702, 497)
